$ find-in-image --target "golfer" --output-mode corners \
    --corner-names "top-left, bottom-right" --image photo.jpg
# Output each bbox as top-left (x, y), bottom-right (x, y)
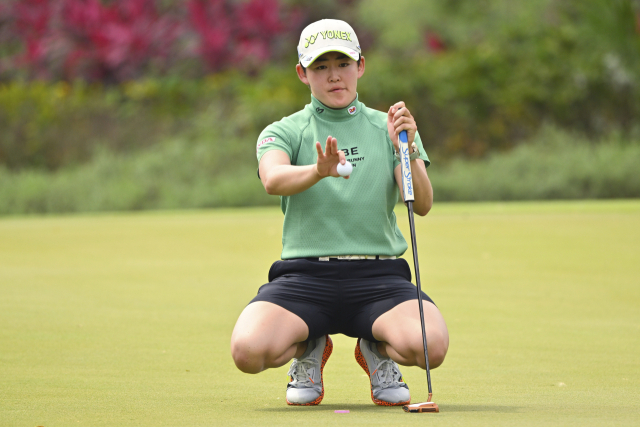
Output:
top-left (231, 19), bottom-right (449, 406)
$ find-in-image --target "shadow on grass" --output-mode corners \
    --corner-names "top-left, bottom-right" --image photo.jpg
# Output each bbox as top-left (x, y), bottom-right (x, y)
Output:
top-left (257, 403), bottom-right (397, 413)
top-left (257, 403), bottom-right (520, 413)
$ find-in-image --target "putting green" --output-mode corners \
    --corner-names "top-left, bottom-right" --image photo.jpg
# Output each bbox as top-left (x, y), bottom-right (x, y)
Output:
top-left (1, 200), bottom-right (639, 426)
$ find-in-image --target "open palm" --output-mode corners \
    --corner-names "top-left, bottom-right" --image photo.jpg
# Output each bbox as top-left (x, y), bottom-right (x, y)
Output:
top-left (315, 136), bottom-right (348, 179)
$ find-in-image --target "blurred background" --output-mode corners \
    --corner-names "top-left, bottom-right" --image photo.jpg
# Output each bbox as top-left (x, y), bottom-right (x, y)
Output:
top-left (0, 0), bottom-right (639, 215)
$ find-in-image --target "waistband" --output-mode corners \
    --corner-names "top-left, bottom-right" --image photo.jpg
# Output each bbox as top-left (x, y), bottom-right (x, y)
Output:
top-left (269, 257), bottom-right (411, 282)
top-left (302, 255), bottom-right (397, 261)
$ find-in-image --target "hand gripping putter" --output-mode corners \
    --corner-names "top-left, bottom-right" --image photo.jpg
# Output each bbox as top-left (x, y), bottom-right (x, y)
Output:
top-left (398, 130), bottom-right (439, 414)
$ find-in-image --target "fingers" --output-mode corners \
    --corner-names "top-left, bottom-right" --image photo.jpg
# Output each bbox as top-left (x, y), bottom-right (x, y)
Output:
top-left (394, 114), bottom-right (415, 131)
top-left (389, 101), bottom-right (407, 121)
top-left (387, 105), bottom-right (396, 123)
top-left (317, 136), bottom-right (348, 179)
top-left (324, 136), bottom-right (338, 155)
top-left (389, 101), bottom-right (417, 137)
top-left (391, 102), bottom-right (412, 124)
top-left (338, 149), bottom-right (346, 165)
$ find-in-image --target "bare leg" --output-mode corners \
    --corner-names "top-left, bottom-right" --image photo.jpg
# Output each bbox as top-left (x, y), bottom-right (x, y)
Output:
top-left (230, 301), bottom-right (309, 374)
top-left (372, 300), bottom-right (449, 369)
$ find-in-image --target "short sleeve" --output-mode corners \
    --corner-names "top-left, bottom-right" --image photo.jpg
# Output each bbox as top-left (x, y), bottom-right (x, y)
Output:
top-left (256, 123), bottom-right (293, 162)
top-left (413, 131), bottom-right (430, 168)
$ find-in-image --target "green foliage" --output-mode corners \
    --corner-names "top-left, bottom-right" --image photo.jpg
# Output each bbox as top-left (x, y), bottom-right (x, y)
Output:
top-left (1, 0), bottom-right (640, 213)
top-left (0, 136), bottom-right (276, 215)
top-left (1, 126), bottom-right (638, 215)
top-left (3, 0), bottom-right (639, 171)
top-left (0, 70), bottom-right (309, 171)
top-left (357, 0), bottom-right (640, 157)
top-left (0, 80), bottom-right (209, 170)
top-left (429, 126), bottom-right (640, 201)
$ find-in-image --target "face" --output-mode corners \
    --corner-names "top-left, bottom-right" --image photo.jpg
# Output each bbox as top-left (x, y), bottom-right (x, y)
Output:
top-left (296, 51), bottom-right (365, 109)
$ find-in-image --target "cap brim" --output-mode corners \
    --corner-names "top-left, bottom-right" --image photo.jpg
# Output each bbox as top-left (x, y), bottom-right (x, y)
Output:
top-left (300, 46), bottom-right (360, 68)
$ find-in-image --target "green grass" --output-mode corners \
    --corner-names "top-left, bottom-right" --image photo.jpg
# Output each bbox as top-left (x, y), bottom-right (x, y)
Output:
top-left (429, 128), bottom-right (640, 201)
top-left (1, 200), bottom-right (639, 426)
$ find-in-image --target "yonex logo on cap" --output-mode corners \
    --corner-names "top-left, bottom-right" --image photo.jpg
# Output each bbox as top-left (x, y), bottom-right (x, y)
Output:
top-left (304, 31), bottom-right (353, 48)
top-left (348, 106), bottom-right (357, 115)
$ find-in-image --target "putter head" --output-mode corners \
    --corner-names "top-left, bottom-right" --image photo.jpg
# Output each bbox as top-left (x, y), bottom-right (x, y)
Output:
top-left (403, 402), bottom-right (440, 413)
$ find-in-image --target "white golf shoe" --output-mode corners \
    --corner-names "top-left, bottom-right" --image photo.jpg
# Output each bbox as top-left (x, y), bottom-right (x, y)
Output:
top-left (286, 335), bottom-right (333, 406)
top-left (355, 338), bottom-right (411, 406)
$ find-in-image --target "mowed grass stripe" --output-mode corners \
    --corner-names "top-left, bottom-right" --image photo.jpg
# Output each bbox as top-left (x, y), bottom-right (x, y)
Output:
top-left (1, 200), bottom-right (638, 426)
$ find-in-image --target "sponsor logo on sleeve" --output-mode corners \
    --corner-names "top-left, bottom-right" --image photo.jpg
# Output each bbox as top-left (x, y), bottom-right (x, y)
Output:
top-left (348, 106), bottom-right (357, 115)
top-left (257, 137), bottom-right (276, 152)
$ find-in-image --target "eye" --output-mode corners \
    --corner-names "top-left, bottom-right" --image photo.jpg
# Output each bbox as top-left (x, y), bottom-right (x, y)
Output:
top-left (339, 62), bottom-right (350, 67)
top-left (314, 64), bottom-right (327, 70)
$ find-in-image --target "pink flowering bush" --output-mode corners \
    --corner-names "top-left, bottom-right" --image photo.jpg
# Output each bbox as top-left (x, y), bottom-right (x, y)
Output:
top-left (0, 0), bottom-right (301, 82)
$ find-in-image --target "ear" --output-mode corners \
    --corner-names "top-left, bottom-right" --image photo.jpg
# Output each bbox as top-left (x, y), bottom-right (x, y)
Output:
top-left (296, 64), bottom-right (309, 85)
top-left (357, 56), bottom-right (365, 79)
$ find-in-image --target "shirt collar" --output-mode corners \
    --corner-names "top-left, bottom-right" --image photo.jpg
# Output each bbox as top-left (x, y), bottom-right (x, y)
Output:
top-left (310, 94), bottom-right (361, 122)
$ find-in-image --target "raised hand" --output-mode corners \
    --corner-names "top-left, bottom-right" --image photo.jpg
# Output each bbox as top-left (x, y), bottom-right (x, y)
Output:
top-left (387, 101), bottom-right (418, 153)
top-left (315, 135), bottom-right (349, 179)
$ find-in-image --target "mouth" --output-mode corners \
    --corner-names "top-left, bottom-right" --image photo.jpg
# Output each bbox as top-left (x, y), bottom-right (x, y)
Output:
top-left (329, 87), bottom-right (345, 93)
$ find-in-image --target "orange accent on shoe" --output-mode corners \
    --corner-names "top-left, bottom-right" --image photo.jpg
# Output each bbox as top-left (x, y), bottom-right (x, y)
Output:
top-left (355, 338), bottom-right (411, 407)
top-left (286, 335), bottom-right (333, 406)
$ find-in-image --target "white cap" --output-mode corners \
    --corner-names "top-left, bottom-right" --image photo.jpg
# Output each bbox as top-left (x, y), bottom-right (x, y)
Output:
top-left (297, 19), bottom-right (361, 68)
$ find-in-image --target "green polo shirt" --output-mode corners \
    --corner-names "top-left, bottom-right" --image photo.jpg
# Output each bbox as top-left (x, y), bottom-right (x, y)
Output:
top-left (256, 94), bottom-right (429, 259)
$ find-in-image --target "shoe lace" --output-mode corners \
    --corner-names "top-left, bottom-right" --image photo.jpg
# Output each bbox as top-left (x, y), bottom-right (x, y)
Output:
top-left (373, 358), bottom-right (402, 389)
top-left (287, 357), bottom-right (319, 387)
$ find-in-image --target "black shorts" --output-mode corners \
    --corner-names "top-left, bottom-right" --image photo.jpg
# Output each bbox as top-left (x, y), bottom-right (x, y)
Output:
top-left (249, 258), bottom-right (435, 342)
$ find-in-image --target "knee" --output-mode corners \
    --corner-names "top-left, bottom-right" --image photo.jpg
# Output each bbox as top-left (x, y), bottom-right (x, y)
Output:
top-left (411, 330), bottom-right (448, 369)
top-left (230, 336), bottom-right (266, 374)
top-left (426, 334), bottom-right (448, 369)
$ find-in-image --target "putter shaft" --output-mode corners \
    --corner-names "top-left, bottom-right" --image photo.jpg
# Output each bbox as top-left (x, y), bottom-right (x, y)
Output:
top-left (407, 201), bottom-right (432, 395)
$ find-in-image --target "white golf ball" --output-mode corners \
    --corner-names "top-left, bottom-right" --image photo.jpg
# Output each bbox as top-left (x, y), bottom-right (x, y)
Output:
top-left (337, 161), bottom-right (353, 176)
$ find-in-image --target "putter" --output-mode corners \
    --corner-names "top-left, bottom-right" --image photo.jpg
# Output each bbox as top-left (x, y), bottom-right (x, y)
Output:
top-left (397, 130), bottom-right (439, 414)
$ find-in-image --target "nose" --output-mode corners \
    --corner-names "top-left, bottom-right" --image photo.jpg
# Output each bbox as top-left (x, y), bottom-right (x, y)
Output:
top-left (328, 65), bottom-right (340, 82)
